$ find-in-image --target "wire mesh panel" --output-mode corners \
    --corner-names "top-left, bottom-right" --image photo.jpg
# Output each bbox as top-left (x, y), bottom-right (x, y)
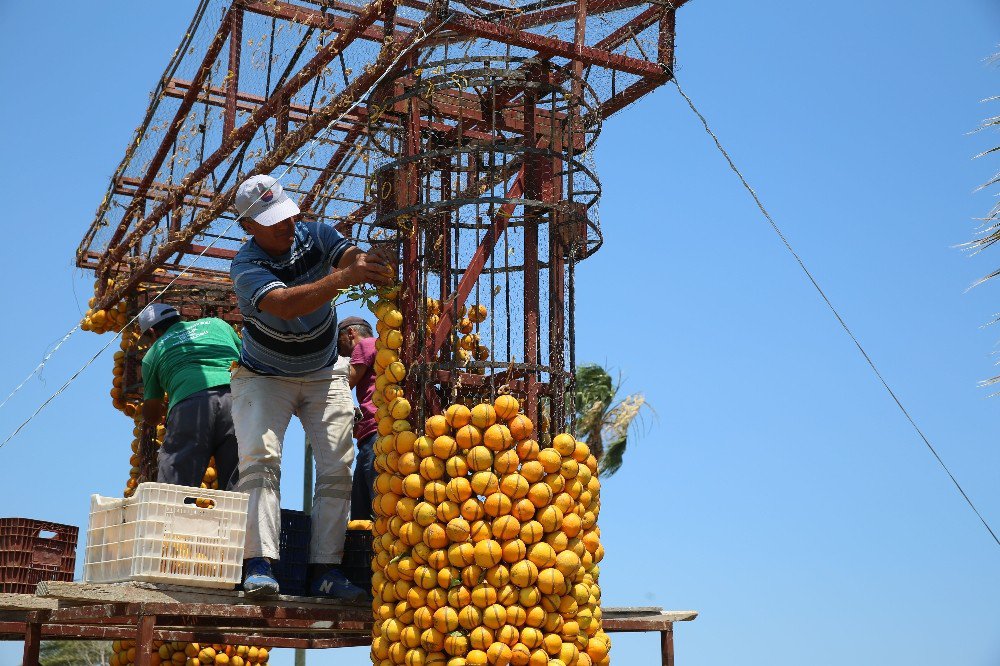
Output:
top-left (363, 53), bottom-right (602, 437)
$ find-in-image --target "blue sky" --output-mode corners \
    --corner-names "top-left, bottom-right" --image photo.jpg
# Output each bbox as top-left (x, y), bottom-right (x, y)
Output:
top-left (1, 1), bottom-right (999, 665)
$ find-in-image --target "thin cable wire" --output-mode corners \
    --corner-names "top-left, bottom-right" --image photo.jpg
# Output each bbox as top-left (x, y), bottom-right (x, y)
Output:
top-left (0, 12), bottom-right (455, 450)
top-left (671, 77), bottom-right (1000, 548)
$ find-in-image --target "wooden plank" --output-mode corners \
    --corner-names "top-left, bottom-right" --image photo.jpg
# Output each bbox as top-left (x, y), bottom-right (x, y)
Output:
top-left (36, 581), bottom-right (366, 610)
top-left (604, 608), bottom-right (698, 622)
top-left (0, 594), bottom-right (57, 611)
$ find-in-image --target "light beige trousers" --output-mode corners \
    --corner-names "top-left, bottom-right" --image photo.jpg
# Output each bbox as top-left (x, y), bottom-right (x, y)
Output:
top-left (230, 362), bottom-right (355, 563)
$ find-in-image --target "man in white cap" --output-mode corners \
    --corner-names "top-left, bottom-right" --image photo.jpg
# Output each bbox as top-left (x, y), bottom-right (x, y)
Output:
top-left (139, 304), bottom-right (242, 490)
top-left (229, 174), bottom-right (393, 599)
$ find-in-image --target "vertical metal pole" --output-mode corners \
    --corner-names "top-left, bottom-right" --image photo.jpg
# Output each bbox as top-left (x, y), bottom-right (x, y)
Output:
top-left (21, 611), bottom-right (45, 666)
top-left (297, 438), bottom-right (313, 666)
top-left (522, 86), bottom-right (540, 428)
top-left (661, 625), bottom-right (675, 666)
top-left (658, 8), bottom-right (676, 69)
top-left (401, 64), bottom-right (422, 407)
top-left (136, 615), bottom-right (156, 666)
top-left (224, 6), bottom-right (244, 137)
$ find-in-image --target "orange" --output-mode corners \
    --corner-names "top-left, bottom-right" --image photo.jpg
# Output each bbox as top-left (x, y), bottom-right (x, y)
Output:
top-left (437, 499), bottom-right (461, 522)
top-left (528, 648), bottom-right (549, 666)
top-left (397, 430), bottom-right (418, 453)
top-left (461, 498), bottom-right (485, 521)
top-left (424, 480), bottom-right (448, 504)
top-left (492, 449), bottom-right (520, 474)
top-left (421, 627), bottom-right (446, 652)
top-left (555, 550), bottom-right (581, 578)
top-left (483, 492), bottom-right (512, 518)
top-left (537, 505), bottom-right (564, 533)
top-left (442, 517), bottom-right (470, 543)
top-left (537, 568), bottom-right (566, 596)
top-left (492, 515), bottom-right (521, 541)
top-left (470, 471), bottom-right (499, 496)
top-left (499, 473), bottom-right (529, 499)
top-left (519, 520), bottom-right (544, 544)
top-left (486, 643), bottom-right (513, 666)
top-left (494, 394), bottom-right (520, 421)
top-left (469, 304), bottom-right (488, 323)
top-left (461, 564), bottom-right (485, 588)
top-left (483, 424), bottom-right (514, 452)
top-left (444, 633), bottom-right (470, 657)
top-left (501, 538), bottom-right (527, 564)
top-left (560, 458), bottom-right (579, 479)
top-left (561, 512), bottom-right (582, 538)
top-left (458, 605), bottom-right (483, 631)
top-left (470, 403), bottom-right (497, 429)
top-left (388, 397), bottom-right (411, 420)
top-left (573, 441), bottom-right (591, 462)
top-left (507, 414), bottom-right (533, 441)
top-left (483, 603), bottom-right (508, 630)
top-left (542, 633), bottom-right (563, 656)
top-left (402, 473), bottom-right (425, 499)
top-left (448, 541), bottom-right (476, 568)
top-left (526, 483), bottom-right (553, 509)
top-left (470, 583), bottom-right (498, 609)
top-left (519, 460), bottom-right (544, 483)
top-left (420, 456), bottom-right (446, 480)
top-left (423, 523), bottom-right (449, 548)
top-left (473, 539), bottom-right (502, 568)
top-left (433, 606), bottom-right (460, 633)
top-left (398, 452), bottom-right (420, 475)
top-left (527, 542), bottom-right (557, 568)
top-left (414, 436), bottom-right (435, 458)
top-left (465, 649), bottom-right (488, 666)
top-left (386, 361), bottom-right (407, 382)
top-left (469, 520), bottom-right (491, 543)
top-left (510, 560), bottom-right (539, 587)
top-left (455, 424), bottom-right (482, 451)
top-left (445, 455), bottom-right (469, 478)
top-left (425, 415), bottom-right (450, 438)
top-left (467, 445), bottom-right (493, 472)
top-left (445, 404), bottom-right (472, 429)
top-left (433, 436), bottom-right (458, 459)
top-left (511, 498), bottom-right (536, 522)
top-left (552, 433), bottom-right (576, 456)
top-left (544, 473), bottom-right (566, 494)
top-left (537, 449), bottom-right (562, 473)
top-left (507, 605), bottom-right (528, 628)
top-left (446, 477), bottom-right (474, 504)
top-left (510, 644), bottom-right (531, 666)
top-left (520, 627), bottom-right (544, 650)
top-left (497, 625), bottom-right (520, 647)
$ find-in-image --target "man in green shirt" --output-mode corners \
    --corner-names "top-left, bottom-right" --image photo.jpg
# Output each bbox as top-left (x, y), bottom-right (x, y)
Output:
top-left (139, 304), bottom-right (242, 489)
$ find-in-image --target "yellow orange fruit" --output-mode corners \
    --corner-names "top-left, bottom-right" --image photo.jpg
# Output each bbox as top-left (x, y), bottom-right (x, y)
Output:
top-left (445, 404), bottom-right (472, 429)
top-left (470, 404), bottom-right (497, 429)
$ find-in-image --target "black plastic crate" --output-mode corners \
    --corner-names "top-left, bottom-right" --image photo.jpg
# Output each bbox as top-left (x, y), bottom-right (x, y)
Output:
top-left (0, 518), bottom-right (78, 594)
top-left (273, 510), bottom-right (310, 596)
top-left (342, 528), bottom-right (373, 592)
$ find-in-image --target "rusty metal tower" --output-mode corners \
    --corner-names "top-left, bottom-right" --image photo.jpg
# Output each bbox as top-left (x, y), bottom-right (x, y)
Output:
top-left (78, 0), bottom-right (687, 433)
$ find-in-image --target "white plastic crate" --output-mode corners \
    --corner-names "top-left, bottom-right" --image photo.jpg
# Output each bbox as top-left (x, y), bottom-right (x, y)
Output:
top-left (84, 482), bottom-right (249, 589)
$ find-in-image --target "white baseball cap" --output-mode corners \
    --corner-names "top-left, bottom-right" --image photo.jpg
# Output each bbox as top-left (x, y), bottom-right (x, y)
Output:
top-left (235, 175), bottom-right (300, 227)
top-left (138, 304), bottom-right (179, 334)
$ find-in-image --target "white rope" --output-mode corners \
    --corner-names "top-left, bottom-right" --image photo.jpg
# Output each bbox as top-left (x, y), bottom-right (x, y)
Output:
top-left (0, 12), bottom-right (454, 449)
top-left (670, 76), bottom-right (1000, 548)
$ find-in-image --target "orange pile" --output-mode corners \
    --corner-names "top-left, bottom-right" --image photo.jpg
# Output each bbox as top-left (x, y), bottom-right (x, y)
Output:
top-left (367, 289), bottom-right (610, 666)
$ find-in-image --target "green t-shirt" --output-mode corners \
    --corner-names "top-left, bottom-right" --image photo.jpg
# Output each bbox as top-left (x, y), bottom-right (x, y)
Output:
top-left (142, 318), bottom-right (242, 413)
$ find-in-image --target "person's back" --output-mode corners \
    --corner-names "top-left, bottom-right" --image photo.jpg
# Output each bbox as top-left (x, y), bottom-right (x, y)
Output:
top-left (142, 318), bottom-right (242, 412)
top-left (140, 308), bottom-right (242, 491)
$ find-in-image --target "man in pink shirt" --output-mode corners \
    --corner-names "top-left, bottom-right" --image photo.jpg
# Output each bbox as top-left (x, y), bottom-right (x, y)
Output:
top-left (337, 317), bottom-right (378, 520)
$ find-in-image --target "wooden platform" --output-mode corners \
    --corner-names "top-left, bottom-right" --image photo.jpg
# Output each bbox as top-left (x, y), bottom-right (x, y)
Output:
top-left (6, 582), bottom-right (697, 666)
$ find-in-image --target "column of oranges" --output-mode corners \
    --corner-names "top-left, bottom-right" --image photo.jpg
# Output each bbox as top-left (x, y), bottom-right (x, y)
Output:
top-left (366, 290), bottom-right (611, 666)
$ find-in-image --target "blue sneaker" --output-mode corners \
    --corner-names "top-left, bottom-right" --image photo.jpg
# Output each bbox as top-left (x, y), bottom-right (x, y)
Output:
top-left (242, 557), bottom-right (279, 598)
top-left (310, 567), bottom-right (367, 601)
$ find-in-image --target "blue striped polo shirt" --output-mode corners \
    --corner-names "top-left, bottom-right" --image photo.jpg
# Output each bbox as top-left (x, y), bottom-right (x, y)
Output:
top-left (230, 221), bottom-right (352, 376)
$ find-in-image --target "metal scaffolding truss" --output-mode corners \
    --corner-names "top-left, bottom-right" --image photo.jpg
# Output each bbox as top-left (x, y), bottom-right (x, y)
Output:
top-left (77, 0), bottom-right (687, 310)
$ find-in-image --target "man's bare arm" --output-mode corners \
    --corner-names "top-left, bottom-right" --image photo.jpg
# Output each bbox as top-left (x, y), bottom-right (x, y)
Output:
top-left (349, 363), bottom-right (366, 389)
top-left (142, 398), bottom-right (165, 425)
top-left (260, 251), bottom-right (392, 319)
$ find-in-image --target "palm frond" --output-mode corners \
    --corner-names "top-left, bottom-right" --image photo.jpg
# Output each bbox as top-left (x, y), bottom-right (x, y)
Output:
top-left (598, 435), bottom-right (627, 477)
